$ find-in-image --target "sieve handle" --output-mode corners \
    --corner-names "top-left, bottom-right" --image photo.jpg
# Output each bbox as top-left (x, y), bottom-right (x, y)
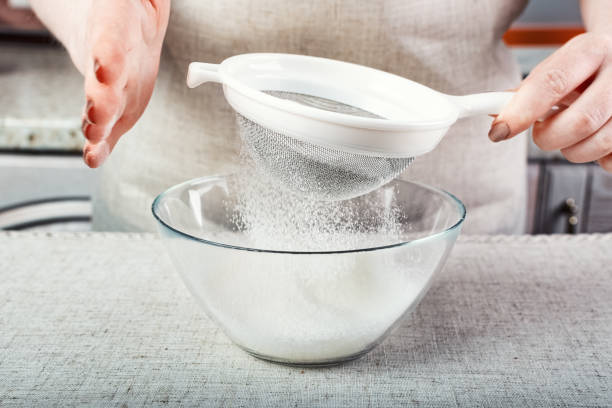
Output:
top-left (448, 92), bottom-right (514, 119)
top-left (186, 62), bottom-right (221, 88)
top-left (449, 91), bottom-right (564, 120)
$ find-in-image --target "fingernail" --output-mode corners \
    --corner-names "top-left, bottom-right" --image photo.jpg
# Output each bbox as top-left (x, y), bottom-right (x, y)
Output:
top-left (81, 117), bottom-right (91, 137)
top-left (85, 99), bottom-right (95, 123)
top-left (488, 121), bottom-right (510, 142)
top-left (82, 143), bottom-right (92, 165)
top-left (93, 58), bottom-right (103, 82)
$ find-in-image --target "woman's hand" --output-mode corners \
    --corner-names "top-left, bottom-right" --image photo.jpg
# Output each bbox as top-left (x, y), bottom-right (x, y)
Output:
top-left (30, 0), bottom-right (170, 168)
top-left (489, 32), bottom-right (612, 173)
top-left (490, 0), bottom-right (612, 174)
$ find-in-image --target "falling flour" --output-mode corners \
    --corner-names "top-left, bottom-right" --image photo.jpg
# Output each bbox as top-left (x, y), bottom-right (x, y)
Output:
top-left (181, 156), bottom-right (442, 363)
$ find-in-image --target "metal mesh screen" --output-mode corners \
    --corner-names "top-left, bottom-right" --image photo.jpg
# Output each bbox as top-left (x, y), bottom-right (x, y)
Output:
top-left (236, 91), bottom-right (414, 201)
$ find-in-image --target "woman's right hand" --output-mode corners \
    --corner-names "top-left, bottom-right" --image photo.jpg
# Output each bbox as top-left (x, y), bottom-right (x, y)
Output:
top-left (30, 0), bottom-right (171, 167)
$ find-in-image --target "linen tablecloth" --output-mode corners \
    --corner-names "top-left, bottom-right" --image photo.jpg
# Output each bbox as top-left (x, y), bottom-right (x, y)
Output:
top-left (1, 232), bottom-right (611, 407)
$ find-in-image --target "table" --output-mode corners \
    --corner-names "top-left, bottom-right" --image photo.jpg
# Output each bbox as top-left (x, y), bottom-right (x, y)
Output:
top-left (1, 232), bottom-right (611, 407)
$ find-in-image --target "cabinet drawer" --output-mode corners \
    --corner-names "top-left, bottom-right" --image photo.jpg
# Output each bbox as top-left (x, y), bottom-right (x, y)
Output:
top-left (531, 161), bottom-right (612, 234)
top-left (586, 167), bottom-right (612, 233)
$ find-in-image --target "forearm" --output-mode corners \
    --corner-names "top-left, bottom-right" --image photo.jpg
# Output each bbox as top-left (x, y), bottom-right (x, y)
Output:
top-left (580, 0), bottom-right (612, 34)
top-left (29, 0), bottom-right (89, 72)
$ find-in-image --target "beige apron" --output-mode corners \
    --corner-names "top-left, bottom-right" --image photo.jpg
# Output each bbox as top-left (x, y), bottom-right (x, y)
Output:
top-left (93, 0), bottom-right (529, 234)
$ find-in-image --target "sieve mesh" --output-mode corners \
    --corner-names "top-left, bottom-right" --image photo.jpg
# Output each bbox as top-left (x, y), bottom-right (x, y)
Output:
top-left (236, 91), bottom-right (414, 201)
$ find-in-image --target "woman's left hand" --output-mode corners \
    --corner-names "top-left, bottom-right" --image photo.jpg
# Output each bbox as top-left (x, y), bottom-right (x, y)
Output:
top-left (489, 32), bottom-right (612, 173)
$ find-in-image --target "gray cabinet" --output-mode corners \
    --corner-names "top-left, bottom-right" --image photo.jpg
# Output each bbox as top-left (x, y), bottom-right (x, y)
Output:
top-left (587, 168), bottom-right (612, 232)
top-left (529, 160), bottom-right (612, 234)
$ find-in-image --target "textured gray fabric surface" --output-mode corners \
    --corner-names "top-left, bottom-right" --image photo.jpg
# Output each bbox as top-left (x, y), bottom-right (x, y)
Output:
top-left (1, 232), bottom-right (611, 407)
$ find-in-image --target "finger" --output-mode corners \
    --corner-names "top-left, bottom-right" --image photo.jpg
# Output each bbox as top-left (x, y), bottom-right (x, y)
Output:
top-left (82, 113), bottom-right (137, 169)
top-left (81, 95), bottom-right (127, 168)
top-left (83, 71), bottom-right (155, 168)
top-left (82, 140), bottom-right (110, 169)
top-left (140, 0), bottom-right (162, 43)
top-left (532, 67), bottom-right (612, 151)
top-left (598, 153), bottom-right (612, 173)
top-left (103, 76), bottom-right (157, 152)
top-left (561, 118), bottom-right (612, 163)
top-left (90, 36), bottom-right (128, 86)
top-left (81, 33), bottom-right (131, 142)
top-left (82, 75), bottom-right (126, 143)
top-left (490, 34), bottom-right (608, 141)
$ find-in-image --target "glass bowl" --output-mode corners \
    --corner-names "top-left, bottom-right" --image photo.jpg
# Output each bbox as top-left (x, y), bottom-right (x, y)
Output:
top-left (152, 175), bottom-right (465, 366)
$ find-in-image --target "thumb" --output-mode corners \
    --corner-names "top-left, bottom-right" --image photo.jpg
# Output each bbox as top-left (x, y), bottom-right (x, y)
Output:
top-left (488, 34), bottom-right (604, 143)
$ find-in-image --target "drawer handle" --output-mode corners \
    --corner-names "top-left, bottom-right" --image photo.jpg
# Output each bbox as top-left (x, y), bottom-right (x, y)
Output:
top-left (564, 198), bottom-right (579, 234)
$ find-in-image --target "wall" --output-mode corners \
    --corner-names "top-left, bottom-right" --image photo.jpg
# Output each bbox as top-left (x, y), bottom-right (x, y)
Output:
top-left (516, 0), bottom-right (581, 25)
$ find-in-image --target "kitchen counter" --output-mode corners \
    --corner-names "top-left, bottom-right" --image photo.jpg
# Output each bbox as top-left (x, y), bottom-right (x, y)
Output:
top-left (0, 42), bottom-right (83, 152)
top-left (1, 232), bottom-right (611, 406)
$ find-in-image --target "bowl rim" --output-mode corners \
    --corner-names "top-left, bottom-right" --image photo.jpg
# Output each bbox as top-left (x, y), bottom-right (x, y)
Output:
top-left (151, 175), bottom-right (466, 255)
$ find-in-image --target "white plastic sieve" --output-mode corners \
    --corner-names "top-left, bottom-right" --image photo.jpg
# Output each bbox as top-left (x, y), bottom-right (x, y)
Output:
top-left (187, 53), bottom-right (515, 200)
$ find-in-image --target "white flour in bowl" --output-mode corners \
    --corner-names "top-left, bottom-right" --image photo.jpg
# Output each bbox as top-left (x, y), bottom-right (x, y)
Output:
top-left (193, 241), bottom-right (431, 362)
top-left (177, 161), bottom-right (443, 362)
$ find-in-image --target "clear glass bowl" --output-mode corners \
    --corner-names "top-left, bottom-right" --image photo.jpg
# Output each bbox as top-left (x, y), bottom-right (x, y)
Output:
top-left (152, 175), bottom-right (465, 366)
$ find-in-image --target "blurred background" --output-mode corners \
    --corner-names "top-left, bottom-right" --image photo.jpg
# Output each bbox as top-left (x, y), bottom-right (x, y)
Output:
top-left (1, 0), bottom-right (610, 233)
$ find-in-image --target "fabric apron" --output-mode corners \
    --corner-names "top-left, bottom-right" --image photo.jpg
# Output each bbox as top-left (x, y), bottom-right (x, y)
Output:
top-left (92, 0), bottom-right (529, 234)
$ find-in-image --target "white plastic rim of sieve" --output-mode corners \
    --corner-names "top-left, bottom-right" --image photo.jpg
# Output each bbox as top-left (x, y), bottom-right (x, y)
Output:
top-left (187, 53), bottom-right (521, 159)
